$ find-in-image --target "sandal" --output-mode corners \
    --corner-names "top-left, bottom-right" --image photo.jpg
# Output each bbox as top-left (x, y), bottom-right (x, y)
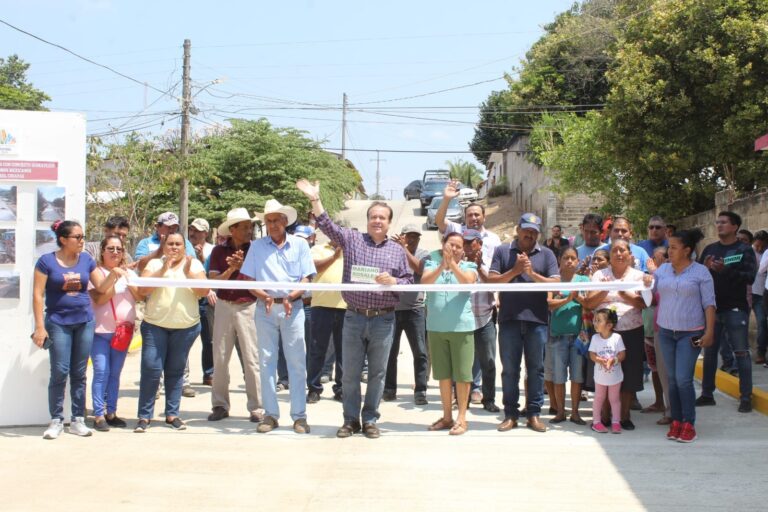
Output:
top-left (641, 404), bottom-right (664, 414)
top-left (428, 417), bottom-right (454, 431)
top-left (569, 415), bottom-right (587, 426)
top-left (449, 421), bottom-right (467, 436)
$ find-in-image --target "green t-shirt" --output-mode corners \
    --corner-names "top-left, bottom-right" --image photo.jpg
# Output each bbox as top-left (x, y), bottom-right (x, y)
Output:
top-left (424, 250), bottom-right (477, 333)
top-left (549, 275), bottom-right (590, 336)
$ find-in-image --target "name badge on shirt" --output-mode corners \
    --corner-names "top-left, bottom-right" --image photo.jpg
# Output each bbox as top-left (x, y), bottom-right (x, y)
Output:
top-left (723, 254), bottom-right (743, 265)
top-left (351, 265), bottom-right (379, 284)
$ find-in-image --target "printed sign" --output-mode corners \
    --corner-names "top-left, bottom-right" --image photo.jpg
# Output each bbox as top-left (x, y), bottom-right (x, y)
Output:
top-left (0, 160), bottom-right (58, 181)
top-left (350, 265), bottom-right (379, 284)
top-left (723, 254), bottom-right (743, 265)
top-left (0, 129), bottom-right (18, 156)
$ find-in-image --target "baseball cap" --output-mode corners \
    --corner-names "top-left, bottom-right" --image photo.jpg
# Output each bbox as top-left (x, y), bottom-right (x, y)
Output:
top-left (190, 218), bottom-right (210, 232)
top-left (400, 224), bottom-right (422, 235)
top-left (157, 212), bottom-right (179, 226)
top-left (294, 225), bottom-right (315, 238)
top-left (518, 213), bottom-right (542, 232)
top-left (462, 229), bottom-right (482, 241)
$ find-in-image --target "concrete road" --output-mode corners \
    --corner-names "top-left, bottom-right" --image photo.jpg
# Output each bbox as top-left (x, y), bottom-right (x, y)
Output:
top-left (3, 200), bottom-right (766, 511)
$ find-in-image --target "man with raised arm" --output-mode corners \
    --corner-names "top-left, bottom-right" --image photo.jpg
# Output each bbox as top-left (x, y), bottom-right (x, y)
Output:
top-left (297, 179), bottom-right (413, 439)
top-left (436, 179), bottom-right (502, 412)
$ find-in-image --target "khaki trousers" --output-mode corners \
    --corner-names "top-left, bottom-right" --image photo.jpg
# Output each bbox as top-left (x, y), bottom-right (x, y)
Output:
top-left (211, 300), bottom-right (262, 413)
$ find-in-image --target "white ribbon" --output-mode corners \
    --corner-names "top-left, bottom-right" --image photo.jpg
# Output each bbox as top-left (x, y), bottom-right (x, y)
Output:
top-left (129, 276), bottom-right (653, 305)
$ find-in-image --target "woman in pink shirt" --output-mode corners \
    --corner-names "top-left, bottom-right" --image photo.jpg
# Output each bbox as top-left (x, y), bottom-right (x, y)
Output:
top-left (89, 235), bottom-right (141, 431)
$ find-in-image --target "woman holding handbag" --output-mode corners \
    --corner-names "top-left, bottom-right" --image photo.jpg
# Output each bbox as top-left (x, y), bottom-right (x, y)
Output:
top-left (89, 235), bottom-right (141, 431)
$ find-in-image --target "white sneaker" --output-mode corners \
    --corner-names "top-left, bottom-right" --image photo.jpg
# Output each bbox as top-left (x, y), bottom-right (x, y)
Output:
top-left (68, 417), bottom-right (93, 437)
top-left (43, 418), bottom-right (64, 440)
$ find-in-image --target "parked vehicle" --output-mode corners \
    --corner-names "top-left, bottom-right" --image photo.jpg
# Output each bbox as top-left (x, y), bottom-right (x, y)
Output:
top-left (403, 180), bottom-right (423, 200)
top-left (422, 169), bottom-right (451, 183)
top-left (419, 179), bottom-right (450, 214)
top-left (426, 197), bottom-right (463, 230)
top-left (458, 187), bottom-right (478, 202)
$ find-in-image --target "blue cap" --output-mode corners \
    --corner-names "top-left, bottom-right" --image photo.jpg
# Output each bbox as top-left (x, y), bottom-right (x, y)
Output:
top-left (294, 225), bottom-right (315, 238)
top-left (462, 229), bottom-right (482, 241)
top-left (518, 213), bottom-right (542, 232)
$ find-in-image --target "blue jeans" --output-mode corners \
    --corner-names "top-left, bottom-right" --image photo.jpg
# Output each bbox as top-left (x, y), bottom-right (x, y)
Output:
top-left (307, 306), bottom-right (344, 395)
top-left (385, 308), bottom-right (428, 396)
top-left (255, 301), bottom-right (307, 421)
top-left (755, 294), bottom-right (768, 357)
top-left (702, 309), bottom-right (752, 401)
top-left (199, 299), bottom-right (213, 378)
top-left (46, 318), bottom-right (95, 420)
top-left (498, 319), bottom-right (547, 419)
top-left (277, 303), bottom-right (311, 386)
top-left (90, 332), bottom-right (128, 417)
top-left (341, 310), bottom-right (395, 424)
top-left (470, 319), bottom-right (497, 404)
top-left (138, 322), bottom-right (200, 419)
top-left (658, 328), bottom-right (703, 424)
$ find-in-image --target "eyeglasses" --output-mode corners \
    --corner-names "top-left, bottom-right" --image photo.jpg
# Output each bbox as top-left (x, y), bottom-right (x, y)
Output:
top-left (105, 247), bottom-right (124, 253)
top-left (65, 235), bottom-right (85, 241)
top-left (648, 225), bottom-right (664, 230)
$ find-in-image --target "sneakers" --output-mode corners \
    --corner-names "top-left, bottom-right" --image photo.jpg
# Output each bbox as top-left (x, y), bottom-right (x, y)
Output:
top-left (306, 391), bottom-right (321, 404)
top-left (470, 390), bottom-right (483, 404)
top-left (134, 419), bottom-right (149, 433)
top-left (165, 417), bottom-right (187, 430)
top-left (414, 393), bottom-right (428, 406)
top-left (182, 386), bottom-right (196, 398)
top-left (738, 399), bottom-right (752, 413)
top-left (591, 422), bottom-right (608, 433)
top-left (695, 395), bottom-right (716, 406)
top-left (666, 420), bottom-right (682, 441)
top-left (257, 416), bottom-right (279, 433)
top-left (68, 417), bottom-right (93, 437)
top-left (611, 422), bottom-right (622, 434)
top-left (677, 422), bottom-right (697, 443)
top-left (93, 417), bottom-right (110, 432)
top-left (42, 419), bottom-right (64, 440)
top-left (105, 415), bottom-right (127, 428)
top-left (320, 374), bottom-right (331, 384)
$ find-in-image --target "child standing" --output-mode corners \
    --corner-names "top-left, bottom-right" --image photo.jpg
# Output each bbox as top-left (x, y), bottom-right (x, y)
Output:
top-left (589, 308), bottom-right (626, 434)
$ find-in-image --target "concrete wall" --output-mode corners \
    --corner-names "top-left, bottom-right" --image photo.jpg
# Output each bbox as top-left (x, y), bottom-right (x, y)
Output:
top-left (500, 135), bottom-right (602, 238)
top-left (677, 188), bottom-right (768, 246)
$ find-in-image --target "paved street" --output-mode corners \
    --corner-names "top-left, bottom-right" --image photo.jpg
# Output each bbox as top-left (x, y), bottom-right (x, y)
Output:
top-left (2, 199), bottom-right (766, 511)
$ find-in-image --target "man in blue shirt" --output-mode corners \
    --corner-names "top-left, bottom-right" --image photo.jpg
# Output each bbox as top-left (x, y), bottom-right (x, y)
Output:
top-left (597, 216), bottom-right (651, 272)
top-left (637, 216), bottom-right (669, 258)
top-left (576, 213), bottom-right (604, 264)
top-left (488, 213), bottom-right (560, 433)
top-left (241, 199), bottom-right (316, 434)
top-left (134, 212), bottom-right (195, 271)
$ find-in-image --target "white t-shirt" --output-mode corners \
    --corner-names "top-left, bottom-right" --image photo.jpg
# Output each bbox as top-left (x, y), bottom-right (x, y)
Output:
top-left (589, 332), bottom-right (626, 386)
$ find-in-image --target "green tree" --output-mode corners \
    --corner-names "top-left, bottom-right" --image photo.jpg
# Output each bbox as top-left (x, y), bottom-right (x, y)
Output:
top-left (445, 158), bottom-right (484, 188)
top-left (470, 0), bottom-right (618, 164)
top-left (0, 55), bottom-right (50, 110)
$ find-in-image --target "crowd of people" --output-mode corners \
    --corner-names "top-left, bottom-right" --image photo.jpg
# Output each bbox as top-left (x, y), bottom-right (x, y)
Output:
top-left (31, 179), bottom-right (762, 443)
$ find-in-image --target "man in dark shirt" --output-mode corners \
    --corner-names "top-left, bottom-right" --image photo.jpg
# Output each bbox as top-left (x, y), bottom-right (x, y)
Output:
top-left (696, 211), bottom-right (756, 413)
top-left (489, 213), bottom-right (560, 433)
top-left (207, 208), bottom-right (264, 423)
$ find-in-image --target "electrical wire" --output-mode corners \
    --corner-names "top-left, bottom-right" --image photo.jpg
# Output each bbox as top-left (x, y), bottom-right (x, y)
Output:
top-left (0, 18), bottom-right (179, 100)
top-left (348, 77), bottom-right (506, 106)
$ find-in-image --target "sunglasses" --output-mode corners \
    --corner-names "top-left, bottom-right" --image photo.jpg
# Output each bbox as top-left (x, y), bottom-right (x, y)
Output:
top-left (104, 246), bottom-right (124, 253)
top-left (648, 225), bottom-right (664, 230)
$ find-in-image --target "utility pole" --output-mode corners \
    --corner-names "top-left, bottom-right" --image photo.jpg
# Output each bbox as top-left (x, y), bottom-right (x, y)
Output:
top-left (341, 92), bottom-right (347, 160)
top-left (370, 150), bottom-right (386, 198)
top-left (386, 189), bottom-right (396, 200)
top-left (179, 39), bottom-right (191, 235)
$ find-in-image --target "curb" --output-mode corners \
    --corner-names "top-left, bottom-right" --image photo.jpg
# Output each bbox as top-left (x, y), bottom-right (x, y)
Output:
top-left (694, 360), bottom-right (768, 415)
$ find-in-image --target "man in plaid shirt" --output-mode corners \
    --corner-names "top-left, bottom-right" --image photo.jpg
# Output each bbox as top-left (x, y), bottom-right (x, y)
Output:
top-left (297, 179), bottom-right (413, 439)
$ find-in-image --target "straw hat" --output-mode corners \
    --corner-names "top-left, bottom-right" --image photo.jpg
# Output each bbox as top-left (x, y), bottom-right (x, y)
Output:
top-left (217, 207), bottom-right (256, 237)
top-left (254, 199), bottom-right (297, 226)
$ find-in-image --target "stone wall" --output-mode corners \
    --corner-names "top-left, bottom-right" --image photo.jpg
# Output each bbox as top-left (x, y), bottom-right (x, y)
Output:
top-left (677, 188), bottom-right (768, 246)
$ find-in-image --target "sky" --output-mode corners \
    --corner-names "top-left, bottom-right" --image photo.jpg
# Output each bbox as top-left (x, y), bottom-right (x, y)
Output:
top-left (1, 0), bottom-right (576, 198)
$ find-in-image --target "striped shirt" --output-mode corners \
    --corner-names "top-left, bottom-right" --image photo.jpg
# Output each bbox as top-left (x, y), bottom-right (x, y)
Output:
top-left (654, 261), bottom-right (716, 331)
top-left (316, 212), bottom-right (413, 309)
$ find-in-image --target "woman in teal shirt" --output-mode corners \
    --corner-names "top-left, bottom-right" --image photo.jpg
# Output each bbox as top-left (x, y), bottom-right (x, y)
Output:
top-left (421, 231), bottom-right (477, 435)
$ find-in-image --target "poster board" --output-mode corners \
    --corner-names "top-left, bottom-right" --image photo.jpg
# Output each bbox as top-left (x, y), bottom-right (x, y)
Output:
top-left (0, 110), bottom-right (86, 426)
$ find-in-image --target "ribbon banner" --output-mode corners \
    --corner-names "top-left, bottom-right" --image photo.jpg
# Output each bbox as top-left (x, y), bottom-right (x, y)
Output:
top-left (129, 277), bottom-right (653, 306)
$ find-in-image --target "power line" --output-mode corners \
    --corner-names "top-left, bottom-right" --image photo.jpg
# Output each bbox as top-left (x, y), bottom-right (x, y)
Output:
top-left (0, 18), bottom-right (179, 101)
top-left (348, 77), bottom-right (506, 106)
top-left (321, 147), bottom-right (528, 155)
top-left (87, 115), bottom-right (180, 138)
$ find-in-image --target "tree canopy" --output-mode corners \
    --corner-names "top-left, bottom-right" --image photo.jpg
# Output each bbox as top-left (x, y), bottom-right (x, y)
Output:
top-left (476, 0), bottom-right (768, 221)
top-left (0, 55), bottom-right (50, 110)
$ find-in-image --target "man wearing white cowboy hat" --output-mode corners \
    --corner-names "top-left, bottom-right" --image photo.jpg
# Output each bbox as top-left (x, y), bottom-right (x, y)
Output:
top-left (207, 208), bottom-right (265, 423)
top-left (241, 199), bottom-right (316, 434)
